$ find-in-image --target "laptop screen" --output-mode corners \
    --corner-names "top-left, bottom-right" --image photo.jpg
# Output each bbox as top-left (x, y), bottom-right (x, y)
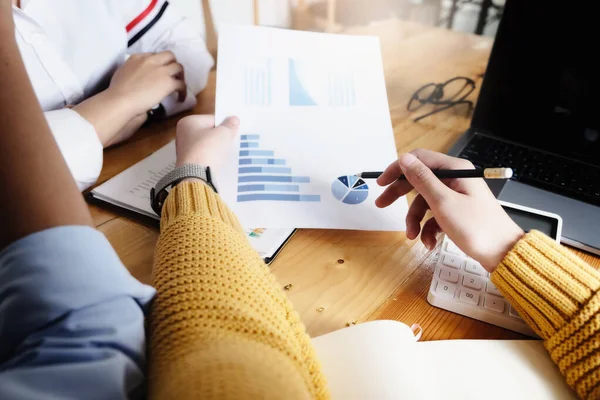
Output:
top-left (471, 0), bottom-right (600, 167)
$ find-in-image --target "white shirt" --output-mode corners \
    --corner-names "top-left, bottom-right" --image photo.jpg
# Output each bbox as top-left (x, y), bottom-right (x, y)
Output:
top-left (13, 0), bottom-right (214, 190)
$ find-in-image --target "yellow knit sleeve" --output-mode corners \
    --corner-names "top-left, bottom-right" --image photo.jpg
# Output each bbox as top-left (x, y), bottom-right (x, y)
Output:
top-left (491, 230), bottom-right (600, 400)
top-left (148, 181), bottom-right (329, 400)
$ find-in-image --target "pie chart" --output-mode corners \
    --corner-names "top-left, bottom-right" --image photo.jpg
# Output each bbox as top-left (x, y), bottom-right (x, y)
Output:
top-left (331, 175), bottom-right (369, 204)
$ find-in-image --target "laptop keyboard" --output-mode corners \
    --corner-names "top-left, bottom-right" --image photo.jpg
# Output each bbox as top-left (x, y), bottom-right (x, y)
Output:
top-left (458, 134), bottom-right (600, 207)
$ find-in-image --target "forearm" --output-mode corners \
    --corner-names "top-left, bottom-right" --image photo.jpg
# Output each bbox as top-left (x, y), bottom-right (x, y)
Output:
top-left (0, 26), bottom-right (91, 249)
top-left (73, 90), bottom-right (145, 147)
top-left (149, 182), bottom-right (328, 400)
top-left (108, 111), bottom-right (148, 148)
top-left (491, 231), bottom-right (600, 399)
top-left (0, 226), bottom-right (155, 399)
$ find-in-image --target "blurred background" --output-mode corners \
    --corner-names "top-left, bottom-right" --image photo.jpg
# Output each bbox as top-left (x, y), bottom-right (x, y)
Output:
top-left (172, 0), bottom-right (504, 38)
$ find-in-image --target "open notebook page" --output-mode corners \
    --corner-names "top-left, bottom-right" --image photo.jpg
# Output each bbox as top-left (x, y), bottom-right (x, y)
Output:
top-left (311, 320), bottom-right (577, 399)
top-left (90, 141), bottom-right (295, 260)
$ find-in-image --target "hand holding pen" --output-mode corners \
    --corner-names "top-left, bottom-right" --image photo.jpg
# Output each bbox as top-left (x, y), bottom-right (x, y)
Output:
top-left (371, 149), bottom-right (524, 272)
top-left (357, 167), bottom-right (513, 181)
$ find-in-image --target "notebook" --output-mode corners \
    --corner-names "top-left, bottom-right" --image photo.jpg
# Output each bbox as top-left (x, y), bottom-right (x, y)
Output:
top-left (312, 320), bottom-right (577, 399)
top-left (87, 140), bottom-right (296, 264)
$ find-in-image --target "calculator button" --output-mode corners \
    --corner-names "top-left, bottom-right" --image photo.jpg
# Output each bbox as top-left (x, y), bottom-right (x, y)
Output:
top-left (459, 289), bottom-right (480, 305)
top-left (464, 260), bottom-right (486, 276)
top-left (439, 266), bottom-right (459, 283)
top-left (441, 254), bottom-right (463, 269)
top-left (436, 281), bottom-right (457, 298)
top-left (462, 275), bottom-right (483, 290)
top-left (445, 240), bottom-right (462, 255)
top-left (486, 282), bottom-right (503, 297)
top-left (509, 305), bottom-right (523, 319)
top-left (484, 296), bottom-right (505, 313)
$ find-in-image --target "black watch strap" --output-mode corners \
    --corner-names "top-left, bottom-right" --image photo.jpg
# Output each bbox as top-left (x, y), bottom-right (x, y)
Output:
top-left (147, 103), bottom-right (166, 121)
top-left (150, 164), bottom-right (217, 215)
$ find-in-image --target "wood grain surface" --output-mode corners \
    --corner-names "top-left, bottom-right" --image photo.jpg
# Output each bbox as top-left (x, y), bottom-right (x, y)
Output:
top-left (89, 18), bottom-right (600, 339)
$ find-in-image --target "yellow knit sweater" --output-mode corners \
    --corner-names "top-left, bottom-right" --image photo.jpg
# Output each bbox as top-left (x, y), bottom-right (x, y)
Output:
top-left (492, 230), bottom-right (600, 400)
top-left (149, 182), bottom-right (600, 400)
top-left (148, 182), bottom-right (329, 399)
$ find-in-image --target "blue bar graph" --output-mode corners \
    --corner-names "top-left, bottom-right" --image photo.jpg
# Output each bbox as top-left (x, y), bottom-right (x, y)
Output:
top-left (241, 134), bottom-right (260, 140)
top-left (240, 150), bottom-right (274, 157)
top-left (237, 134), bottom-right (320, 202)
top-left (238, 194), bottom-right (321, 202)
top-left (328, 72), bottom-right (356, 107)
top-left (238, 184), bottom-right (300, 192)
top-left (239, 175), bottom-right (310, 183)
top-left (245, 60), bottom-right (272, 106)
top-left (239, 158), bottom-right (286, 166)
top-left (238, 167), bottom-right (292, 174)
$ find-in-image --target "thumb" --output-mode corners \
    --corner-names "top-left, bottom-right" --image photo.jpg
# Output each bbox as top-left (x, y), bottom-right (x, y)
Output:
top-left (398, 153), bottom-right (452, 208)
top-left (219, 116), bottom-right (240, 132)
top-left (213, 116), bottom-right (240, 141)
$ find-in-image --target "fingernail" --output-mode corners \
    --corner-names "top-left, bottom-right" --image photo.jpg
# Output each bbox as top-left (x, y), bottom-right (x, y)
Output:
top-left (399, 153), bottom-right (417, 169)
top-left (225, 116), bottom-right (239, 127)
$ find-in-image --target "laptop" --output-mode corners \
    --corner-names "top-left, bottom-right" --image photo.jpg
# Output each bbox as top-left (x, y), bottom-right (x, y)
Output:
top-left (448, 0), bottom-right (600, 255)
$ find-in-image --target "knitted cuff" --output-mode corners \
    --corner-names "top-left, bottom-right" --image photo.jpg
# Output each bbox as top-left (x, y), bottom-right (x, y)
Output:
top-left (160, 181), bottom-right (244, 233)
top-left (492, 230), bottom-right (600, 399)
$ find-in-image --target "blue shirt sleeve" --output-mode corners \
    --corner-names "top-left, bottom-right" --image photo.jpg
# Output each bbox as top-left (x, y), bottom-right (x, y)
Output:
top-left (0, 226), bottom-right (156, 400)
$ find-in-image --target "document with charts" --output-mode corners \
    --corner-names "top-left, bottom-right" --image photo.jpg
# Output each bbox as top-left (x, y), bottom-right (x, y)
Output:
top-left (215, 25), bottom-right (408, 230)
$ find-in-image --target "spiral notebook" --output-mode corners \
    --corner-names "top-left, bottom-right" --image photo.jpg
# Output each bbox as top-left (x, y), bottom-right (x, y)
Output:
top-left (87, 141), bottom-right (295, 264)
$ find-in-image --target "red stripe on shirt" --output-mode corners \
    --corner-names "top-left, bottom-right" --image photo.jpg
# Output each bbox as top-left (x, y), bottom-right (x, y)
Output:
top-left (126, 0), bottom-right (159, 33)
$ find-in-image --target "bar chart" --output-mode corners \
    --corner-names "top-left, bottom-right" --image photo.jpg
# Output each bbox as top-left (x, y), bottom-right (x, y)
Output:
top-left (328, 71), bottom-right (356, 107)
top-left (237, 134), bottom-right (321, 203)
top-left (244, 59), bottom-right (272, 106)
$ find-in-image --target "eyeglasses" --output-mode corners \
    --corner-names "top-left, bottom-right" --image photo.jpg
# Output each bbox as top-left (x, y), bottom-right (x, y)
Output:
top-left (407, 76), bottom-right (476, 122)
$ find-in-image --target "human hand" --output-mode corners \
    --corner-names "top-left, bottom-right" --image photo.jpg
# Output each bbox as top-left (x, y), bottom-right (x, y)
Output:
top-left (376, 149), bottom-right (524, 272)
top-left (175, 115), bottom-right (239, 168)
top-left (107, 51), bottom-right (186, 118)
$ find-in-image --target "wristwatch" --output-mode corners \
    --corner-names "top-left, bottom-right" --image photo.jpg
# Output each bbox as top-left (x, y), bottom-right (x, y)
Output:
top-left (146, 103), bottom-right (166, 121)
top-left (150, 164), bottom-right (217, 215)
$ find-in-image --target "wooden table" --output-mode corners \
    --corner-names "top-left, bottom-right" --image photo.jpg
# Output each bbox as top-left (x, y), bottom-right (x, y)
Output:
top-left (89, 19), bottom-right (600, 341)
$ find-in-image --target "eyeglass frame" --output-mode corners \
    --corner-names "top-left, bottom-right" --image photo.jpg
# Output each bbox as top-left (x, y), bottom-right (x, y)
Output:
top-left (407, 76), bottom-right (476, 122)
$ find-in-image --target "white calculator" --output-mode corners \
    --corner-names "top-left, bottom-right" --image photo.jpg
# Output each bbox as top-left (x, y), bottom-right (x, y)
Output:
top-left (427, 201), bottom-right (563, 337)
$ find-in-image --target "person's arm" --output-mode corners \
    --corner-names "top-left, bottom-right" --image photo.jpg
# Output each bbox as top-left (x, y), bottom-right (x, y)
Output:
top-left (148, 115), bottom-right (329, 400)
top-left (71, 91), bottom-right (147, 148)
top-left (72, 51), bottom-right (187, 149)
top-left (107, 0), bottom-right (214, 117)
top-left (0, 7), bottom-right (91, 244)
top-left (42, 50), bottom-right (188, 190)
top-left (42, 108), bottom-right (105, 191)
top-left (491, 232), bottom-right (600, 400)
top-left (376, 149), bottom-right (599, 400)
top-left (0, 7), bottom-right (155, 399)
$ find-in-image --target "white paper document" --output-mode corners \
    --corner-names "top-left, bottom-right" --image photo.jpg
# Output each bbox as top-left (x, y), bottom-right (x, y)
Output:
top-left (90, 141), bottom-right (295, 262)
top-left (215, 25), bottom-right (408, 231)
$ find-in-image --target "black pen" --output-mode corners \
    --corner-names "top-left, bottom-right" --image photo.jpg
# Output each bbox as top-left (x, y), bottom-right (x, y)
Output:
top-left (356, 167), bottom-right (513, 180)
